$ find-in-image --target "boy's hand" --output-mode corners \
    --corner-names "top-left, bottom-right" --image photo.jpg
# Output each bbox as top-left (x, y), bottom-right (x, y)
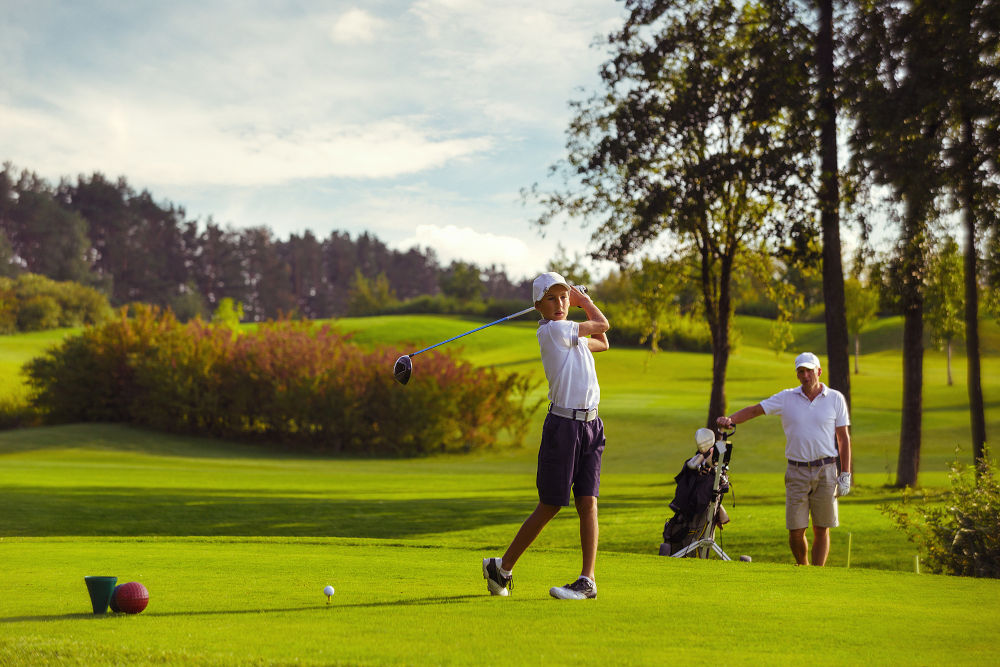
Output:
top-left (568, 285), bottom-right (590, 308)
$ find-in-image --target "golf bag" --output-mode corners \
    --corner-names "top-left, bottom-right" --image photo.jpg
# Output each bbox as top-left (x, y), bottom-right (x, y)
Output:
top-left (658, 440), bottom-right (732, 558)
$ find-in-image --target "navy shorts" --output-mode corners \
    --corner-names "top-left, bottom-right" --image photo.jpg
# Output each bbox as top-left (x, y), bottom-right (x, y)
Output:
top-left (536, 413), bottom-right (606, 506)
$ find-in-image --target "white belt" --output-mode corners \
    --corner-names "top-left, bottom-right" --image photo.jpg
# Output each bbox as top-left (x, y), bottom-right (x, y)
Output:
top-left (548, 403), bottom-right (599, 422)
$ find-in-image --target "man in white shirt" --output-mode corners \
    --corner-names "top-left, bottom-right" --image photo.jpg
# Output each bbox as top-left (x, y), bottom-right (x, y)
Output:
top-left (716, 352), bottom-right (852, 566)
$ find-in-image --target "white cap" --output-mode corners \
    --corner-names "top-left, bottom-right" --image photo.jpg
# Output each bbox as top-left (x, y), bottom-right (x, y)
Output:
top-left (794, 352), bottom-right (821, 370)
top-left (695, 428), bottom-right (715, 453)
top-left (532, 271), bottom-right (571, 303)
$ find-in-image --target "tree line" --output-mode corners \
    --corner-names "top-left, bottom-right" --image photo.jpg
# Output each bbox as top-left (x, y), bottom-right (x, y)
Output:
top-left (530, 0), bottom-right (999, 486)
top-left (0, 164), bottom-right (529, 322)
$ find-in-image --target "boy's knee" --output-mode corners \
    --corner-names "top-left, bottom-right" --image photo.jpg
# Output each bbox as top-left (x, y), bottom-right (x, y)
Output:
top-left (575, 495), bottom-right (598, 514)
top-left (537, 502), bottom-right (562, 518)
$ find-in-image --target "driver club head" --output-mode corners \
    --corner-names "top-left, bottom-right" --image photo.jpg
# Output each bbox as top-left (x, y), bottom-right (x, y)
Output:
top-left (393, 355), bottom-right (412, 385)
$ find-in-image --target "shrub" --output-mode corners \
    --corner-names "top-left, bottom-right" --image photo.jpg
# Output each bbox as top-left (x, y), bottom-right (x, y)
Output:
top-left (883, 452), bottom-right (1000, 578)
top-left (24, 306), bottom-right (543, 456)
top-left (0, 273), bottom-right (111, 332)
top-left (0, 388), bottom-right (41, 430)
top-left (17, 294), bottom-right (61, 331)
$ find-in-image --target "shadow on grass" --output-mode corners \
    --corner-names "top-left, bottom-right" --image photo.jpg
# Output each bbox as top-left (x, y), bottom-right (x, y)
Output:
top-left (1, 487), bottom-right (666, 538)
top-left (1, 595), bottom-right (493, 623)
top-left (0, 487), bottom-right (515, 537)
top-left (0, 423), bottom-right (293, 460)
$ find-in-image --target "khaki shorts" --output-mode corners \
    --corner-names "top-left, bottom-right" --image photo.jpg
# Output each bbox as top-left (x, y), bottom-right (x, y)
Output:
top-left (785, 462), bottom-right (839, 530)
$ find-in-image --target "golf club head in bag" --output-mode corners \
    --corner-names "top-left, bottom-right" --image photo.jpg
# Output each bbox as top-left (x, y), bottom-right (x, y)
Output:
top-left (393, 355), bottom-right (412, 385)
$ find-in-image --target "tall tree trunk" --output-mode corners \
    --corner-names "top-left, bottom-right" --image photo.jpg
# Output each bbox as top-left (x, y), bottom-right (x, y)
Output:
top-left (704, 242), bottom-right (733, 428)
top-left (960, 115), bottom-right (987, 465)
top-left (817, 0), bottom-right (851, 410)
top-left (896, 199), bottom-right (926, 488)
top-left (854, 333), bottom-right (860, 374)
top-left (947, 340), bottom-right (953, 387)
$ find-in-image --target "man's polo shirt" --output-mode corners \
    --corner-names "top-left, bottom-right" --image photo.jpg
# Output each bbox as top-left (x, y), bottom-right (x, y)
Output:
top-left (759, 384), bottom-right (850, 462)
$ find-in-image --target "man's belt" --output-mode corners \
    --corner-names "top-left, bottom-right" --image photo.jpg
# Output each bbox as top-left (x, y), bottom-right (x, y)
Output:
top-left (787, 456), bottom-right (839, 468)
top-left (548, 404), bottom-right (599, 422)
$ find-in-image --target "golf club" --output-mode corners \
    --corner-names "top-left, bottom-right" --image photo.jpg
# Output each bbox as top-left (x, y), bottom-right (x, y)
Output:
top-left (393, 285), bottom-right (588, 385)
top-left (392, 306), bottom-right (535, 385)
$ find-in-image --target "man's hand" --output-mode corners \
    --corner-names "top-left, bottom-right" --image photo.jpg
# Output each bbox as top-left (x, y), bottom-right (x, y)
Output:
top-left (716, 415), bottom-right (734, 429)
top-left (837, 472), bottom-right (852, 497)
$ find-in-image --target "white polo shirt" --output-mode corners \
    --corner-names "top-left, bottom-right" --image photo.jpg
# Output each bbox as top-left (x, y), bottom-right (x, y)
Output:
top-left (537, 319), bottom-right (600, 410)
top-left (759, 384), bottom-right (850, 462)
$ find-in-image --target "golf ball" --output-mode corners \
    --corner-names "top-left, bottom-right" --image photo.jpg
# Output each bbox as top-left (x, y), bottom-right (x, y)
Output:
top-left (323, 585), bottom-right (335, 597)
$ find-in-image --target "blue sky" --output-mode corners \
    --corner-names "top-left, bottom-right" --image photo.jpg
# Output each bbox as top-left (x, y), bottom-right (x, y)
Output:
top-left (1, 1), bottom-right (627, 279)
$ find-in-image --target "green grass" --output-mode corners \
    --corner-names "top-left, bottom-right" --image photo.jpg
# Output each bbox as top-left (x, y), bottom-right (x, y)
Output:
top-left (4, 538), bottom-right (997, 666)
top-left (1, 315), bottom-right (999, 664)
top-left (1, 424), bottom-right (997, 665)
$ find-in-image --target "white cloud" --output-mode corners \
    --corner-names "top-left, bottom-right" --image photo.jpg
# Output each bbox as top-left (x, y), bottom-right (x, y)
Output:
top-left (400, 224), bottom-right (544, 279)
top-left (1, 94), bottom-right (492, 185)
top-left (330, 8), bottom-right (384, 44)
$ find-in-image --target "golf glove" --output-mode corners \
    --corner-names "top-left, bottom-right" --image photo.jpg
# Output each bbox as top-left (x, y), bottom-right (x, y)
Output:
top-left (837, 472), bottom-right (852, 497)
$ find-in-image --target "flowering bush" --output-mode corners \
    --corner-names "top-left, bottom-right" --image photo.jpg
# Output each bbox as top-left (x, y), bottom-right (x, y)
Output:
top-left (24, 305), bottom-right (542, 455)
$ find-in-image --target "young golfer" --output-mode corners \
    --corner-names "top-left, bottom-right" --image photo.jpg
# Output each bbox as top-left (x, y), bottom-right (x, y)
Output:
top-left (483, 271), bottom-right (610, 599)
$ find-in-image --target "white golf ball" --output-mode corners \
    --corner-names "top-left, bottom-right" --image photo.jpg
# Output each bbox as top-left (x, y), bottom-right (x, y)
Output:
top-left (323, 585), bottom-right (335, 596)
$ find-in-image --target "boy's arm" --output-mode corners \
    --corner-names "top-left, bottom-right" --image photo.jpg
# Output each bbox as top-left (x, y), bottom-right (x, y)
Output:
top-left (571, 287), bottom-right (609, 339)
top-left (587, 332), bottom-right (609, 353)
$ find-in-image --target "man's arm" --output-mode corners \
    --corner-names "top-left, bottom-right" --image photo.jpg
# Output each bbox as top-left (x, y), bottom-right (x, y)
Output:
top-left (716, 404), bottom-right (765, 429)
top-left (836, 425), bottom-right (851, 473)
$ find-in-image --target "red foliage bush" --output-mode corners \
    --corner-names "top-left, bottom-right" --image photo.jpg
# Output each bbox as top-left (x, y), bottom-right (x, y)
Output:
top-left (24, 306), bottom-right (541, 455)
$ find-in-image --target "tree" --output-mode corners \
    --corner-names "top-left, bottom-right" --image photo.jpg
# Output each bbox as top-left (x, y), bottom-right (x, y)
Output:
top-left (628, 256), bottom-right (680, 352)
top-left (814, 0), bottom-right (852, 409)
top-left (347, 270), bottom-right (398, 316)
top-left (847, 0), bottom-right (950, 487)
top-left (238, 226), bottom-right (296, 321)
top-left (211, 297), bottom-right (244, 329)
top-left (547, 243), bottom-right (594, 287)
top-left (0, 233), bottom-right (16, 278)
top-left (844, 276), bottom-right (879, 373)
top-left (0, 167), bottom-right (93, 284)
top-left (925, 236), bottom-right (965, 386)
top-left (932, 0), bottom-right (1000, 466)
top-left (439, 261), bottom-right (484, 302)
top-left (531, 0), bottom-right (814, 426)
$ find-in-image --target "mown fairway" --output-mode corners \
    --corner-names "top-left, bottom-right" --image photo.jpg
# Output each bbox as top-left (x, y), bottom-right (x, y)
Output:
top-left (1, 316), bottom-right (999, 664)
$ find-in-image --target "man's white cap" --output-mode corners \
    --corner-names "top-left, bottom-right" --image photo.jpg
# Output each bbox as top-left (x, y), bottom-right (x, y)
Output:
top-left (794, 352), bottom-right (821, 370)
top-left (532, 271), bottom-right (571, 303)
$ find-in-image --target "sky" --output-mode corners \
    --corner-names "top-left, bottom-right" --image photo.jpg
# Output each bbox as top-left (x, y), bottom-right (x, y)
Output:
top-left (1, 0), bottom-right (629, 280)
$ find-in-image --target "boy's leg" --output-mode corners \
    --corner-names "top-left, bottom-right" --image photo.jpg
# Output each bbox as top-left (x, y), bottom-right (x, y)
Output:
top-left (501, 502), bottom-right (561, 571)
top-left (575, 495), bottom-right (598, 581)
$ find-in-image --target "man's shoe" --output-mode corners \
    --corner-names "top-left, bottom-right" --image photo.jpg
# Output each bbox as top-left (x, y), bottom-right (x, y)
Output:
top-left (483, 557), bottom-right (512, 596)
top-left (549, 576), bottom-right (597, 600)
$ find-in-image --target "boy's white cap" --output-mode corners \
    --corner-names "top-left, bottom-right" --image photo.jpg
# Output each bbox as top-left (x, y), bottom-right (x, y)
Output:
top-left (794, 352), bottom-right (821, 370)
top-left (532, 271), bottom-right (571, 303)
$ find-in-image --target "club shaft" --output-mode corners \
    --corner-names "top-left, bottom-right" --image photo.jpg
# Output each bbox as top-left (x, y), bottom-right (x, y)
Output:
top-left (409, 306), bottom-right (535, 357)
